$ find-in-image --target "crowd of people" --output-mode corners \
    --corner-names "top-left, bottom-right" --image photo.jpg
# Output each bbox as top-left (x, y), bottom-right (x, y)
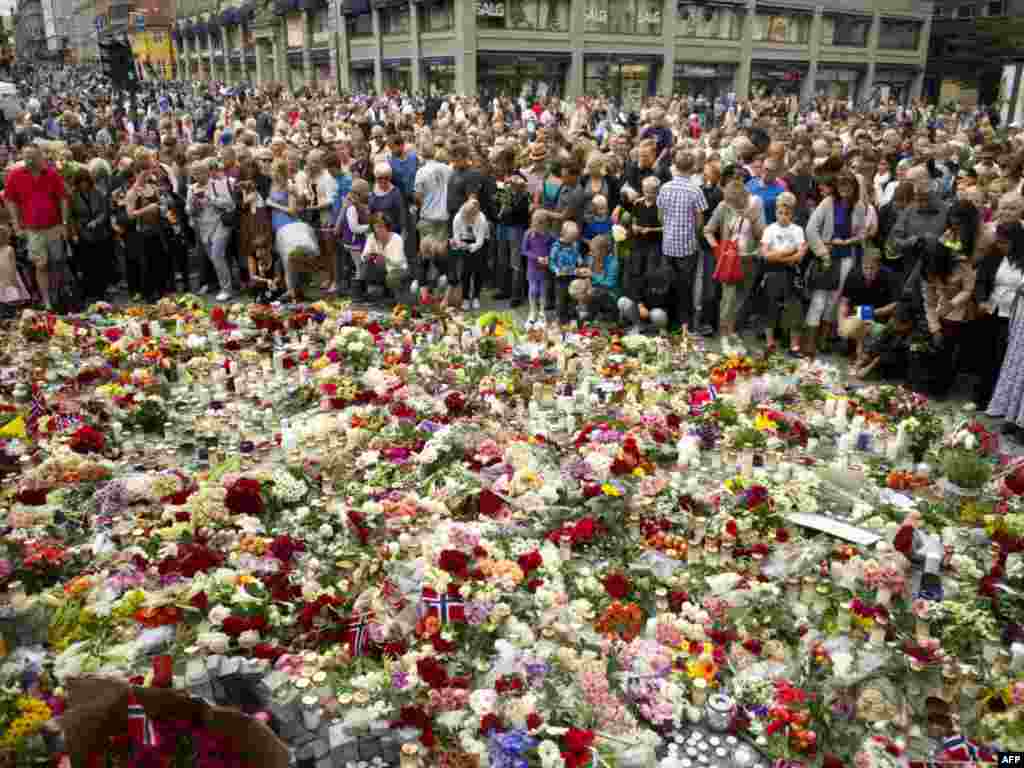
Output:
top-left (4, 66), bottom-right (1024, 436)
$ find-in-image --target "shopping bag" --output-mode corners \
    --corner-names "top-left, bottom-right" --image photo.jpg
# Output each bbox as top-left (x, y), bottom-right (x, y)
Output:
top-left (712, 238), bottom-right (744, 284)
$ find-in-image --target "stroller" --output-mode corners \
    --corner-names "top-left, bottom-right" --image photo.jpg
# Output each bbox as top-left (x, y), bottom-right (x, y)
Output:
top-left (13, 236), bottom-right (84, 314)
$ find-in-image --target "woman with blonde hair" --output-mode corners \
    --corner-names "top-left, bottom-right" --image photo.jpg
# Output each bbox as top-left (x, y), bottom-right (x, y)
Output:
top-left (704, 178), bottom-right (765, 352)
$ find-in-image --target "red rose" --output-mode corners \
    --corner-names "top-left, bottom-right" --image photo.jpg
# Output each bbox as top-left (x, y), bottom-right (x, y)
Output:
top-left (478, 489), bottom-right (504, 517)
top-left (253, 644), bottom-right (285, 661)
top-left (573, 517), bottom-right (596, 541)
top-left (225, 478), bottom-right (264, 516)
top-left (16, 488), bottom-right (50, 506)
top-left (893, 524), bottom-right (914, 556)
top-left (431, 634), bottom-right (456, 653)
top-left (775, 527), bottom-right (790, 543)
top-left (222, 616), bottom-right (248, 637)
top-left (583, 483), bottom-right (602, 498)
top-left (438, 549), bottom-right (469, 576)
top-left (69, 426), bottom-right (105, 454)
top-left (189, 591), bottom-right (209, 611)
top-left (725, 520), bottom-right (738, 538)
top-left (416, 657), bottom-right (448, 689)
top-left (527, 578), bottom-right (544, 592)
top-left (563, 727), bottom-right (595, 753)
top-left (517, 550), bottom-right (543, 574)
top-left (479, 713), bottom-right (503, 735)
top-left (526, 713), bottom-right (543, 731)
top-left (603, 572), bottom-right (631, 599)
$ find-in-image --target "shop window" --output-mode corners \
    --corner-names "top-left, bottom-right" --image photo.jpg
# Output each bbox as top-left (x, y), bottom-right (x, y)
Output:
top-left (347, 12), bottom-right (373, 36)
top-left (956, 5), bottom-right (974, 18)
top-left (986, 0), bottom-right (1005, 15)
top-left (420, 0), bottom-right (453, 31)
top-left (677, 4), bottom-right (742, 40)
top-left (752, 12), bottom-right (810, 43)
top-left (476, 0), bottom-right (569, 31)
top-left (583, 0), bottom-right (661, 34)
top-left (822, 14), bottom-right (868, 46)
top-left (878, 19), bottom-right (920, 48)
top-left (381, 4), bottom-right (409, 33)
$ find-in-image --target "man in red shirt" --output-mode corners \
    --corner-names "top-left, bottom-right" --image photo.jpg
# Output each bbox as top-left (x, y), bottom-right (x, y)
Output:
top-left (4, 144), bottom-right (70, 309)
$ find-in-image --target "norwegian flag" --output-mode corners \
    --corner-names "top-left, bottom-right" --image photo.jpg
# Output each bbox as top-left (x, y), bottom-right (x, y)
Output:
top-left (935, 735), bottom-right (992, 766)
top-left (381, 579), bottom-right (408, 612)
top-left (344, 615), bottom-right (372, 658)
top-left (126, 691), bottom-right (158, 746)
top-left (420, 586), bottom-right (466, 624)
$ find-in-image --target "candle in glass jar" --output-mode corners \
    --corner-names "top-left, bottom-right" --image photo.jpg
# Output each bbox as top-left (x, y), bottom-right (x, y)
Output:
top-left (691, 677), bottom-right (708, 706)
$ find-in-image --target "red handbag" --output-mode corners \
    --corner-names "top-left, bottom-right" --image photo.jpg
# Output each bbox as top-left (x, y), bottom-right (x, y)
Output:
top-left (713, 215), bottom-right (745, 285)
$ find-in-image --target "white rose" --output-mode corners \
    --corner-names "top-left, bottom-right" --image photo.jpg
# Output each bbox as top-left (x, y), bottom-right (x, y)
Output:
top-left (538, 740), bottom-right (565, 768)
top-left (238, 630), bottom-right (261, 649)
top-left (963, 434), bottom-right (977, 450)
top-left (208, 605), bottom-right (232, 625)
top-left (198, 631), bottom-right (230, 654)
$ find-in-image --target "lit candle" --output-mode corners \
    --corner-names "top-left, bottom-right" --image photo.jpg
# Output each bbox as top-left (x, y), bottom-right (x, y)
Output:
top-left (691, 677), bottom-right (708, 707)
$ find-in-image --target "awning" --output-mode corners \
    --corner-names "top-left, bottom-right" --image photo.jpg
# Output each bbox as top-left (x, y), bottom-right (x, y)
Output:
top-left (371, 0), bottom-right (407, 8)
top-left (342, 0), bottom-right (371, 16)
top-left (299, 0), bottom-right (326, 11)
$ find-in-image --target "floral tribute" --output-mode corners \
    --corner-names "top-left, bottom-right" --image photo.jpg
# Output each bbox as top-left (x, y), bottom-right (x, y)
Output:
top-left (0, 300), bottom-right (1019, 768)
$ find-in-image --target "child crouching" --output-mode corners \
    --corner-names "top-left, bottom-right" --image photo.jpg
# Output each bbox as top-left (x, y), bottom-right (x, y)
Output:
top-left (569, 234), bottom-right (619, 322)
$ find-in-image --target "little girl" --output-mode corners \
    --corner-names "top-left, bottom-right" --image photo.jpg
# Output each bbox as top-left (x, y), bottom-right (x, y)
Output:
top-left (0, 226), bottom-right (30, 315)
top-left (521, 209), bottom-right (553, 325)
top-left (250, 236), bottom-right (284, 303)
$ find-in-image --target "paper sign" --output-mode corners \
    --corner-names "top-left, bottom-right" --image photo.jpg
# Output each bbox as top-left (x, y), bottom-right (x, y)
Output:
top-left (785, 513), bottom-right (882, 546)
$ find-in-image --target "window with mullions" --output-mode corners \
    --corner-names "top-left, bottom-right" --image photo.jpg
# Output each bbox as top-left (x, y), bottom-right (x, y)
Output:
top-left (419, 0), bottom-right (453, 31)
top-left (752, 11), bottom-right (811, 43)
top-left (822, 14), bottom-right (869, 46)
top-left (676, 4), bottom-right (742, 40)
top-left (878, 18), bottom-right (920, 48)
top-left (476, 0), bottom-right (570, 32)
top-left (381, 4), bottom-right (410, 33)
top-left (346, 12), bottom-right (373, 36)
top-left (583, 0), bottom-right (662, 33)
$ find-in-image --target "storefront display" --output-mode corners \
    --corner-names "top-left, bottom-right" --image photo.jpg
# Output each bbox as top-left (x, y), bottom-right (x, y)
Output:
top-left (424, 57), bottom-right (455, 96)
top-left (750, 62), bottom-right (806, 97)
top-left (351, 61), bottom-right (374, 92)
top-left (673, 62), bottom-right (736, 101)
top-left (676, 3), bottom-right (743, 40)
top-left (584, 56), bottom-right (659, 112)
top-left (752, 8), bottom-right (811, 43)
top-left (383, 59), bottom-right (412, 91)
top-left (477, 52), bottom-right (568, 101)
top-left (815, 67), bottom-right (863, 100)
top-left (583, 0), bottom-right (662, 35)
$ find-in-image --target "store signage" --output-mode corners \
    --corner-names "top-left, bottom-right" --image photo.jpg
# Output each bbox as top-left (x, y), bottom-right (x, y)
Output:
top-left (585, 7), bottom-right (608, 23)
top-left (638, 9), bottom-right (661, 24)
top-left (681, 65), bottom-right (717, 77)
top-left (476, 0), bottom-right (505, 16)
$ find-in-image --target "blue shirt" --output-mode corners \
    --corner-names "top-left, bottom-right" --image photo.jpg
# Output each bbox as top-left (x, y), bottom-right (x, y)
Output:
top-left (584, 217), bottom-right (612, 241)
top-left (549, 240), bottom-right (584, 277)
top-left (746, 178), bottom-right (786, 225)
top-left (389, 152), bottom-right (418, 201)
top-left (592, 251), bottom-right (621, 298)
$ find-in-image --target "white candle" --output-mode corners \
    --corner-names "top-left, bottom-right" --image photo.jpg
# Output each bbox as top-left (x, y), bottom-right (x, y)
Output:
top-left (824, 399), bottom-right (836, 418)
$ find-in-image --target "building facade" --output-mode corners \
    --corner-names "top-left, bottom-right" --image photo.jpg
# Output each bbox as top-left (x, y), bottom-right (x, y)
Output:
top-left (15, 0), bottom-right (45, 61)
top-left (92, 0), bottom-right (176, 78)
top-left (173, 0), bottom-right (932, 104)
top-left (925, 0), bottom-right (1024, 111)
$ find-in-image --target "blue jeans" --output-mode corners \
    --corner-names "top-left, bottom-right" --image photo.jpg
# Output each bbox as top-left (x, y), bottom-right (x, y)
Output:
top-left (197, 224), bottom-right (233, 292)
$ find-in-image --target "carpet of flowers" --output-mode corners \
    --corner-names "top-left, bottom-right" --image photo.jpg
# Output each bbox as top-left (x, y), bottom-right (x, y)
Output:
top-left (0, 296), bottom-right (1022, 768)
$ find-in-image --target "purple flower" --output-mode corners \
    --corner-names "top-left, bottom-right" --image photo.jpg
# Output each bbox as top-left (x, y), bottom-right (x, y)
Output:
top-left (417, 420), bottom-right (443, 434)
top-left (392, 671), bottom-right (409, 690)
top-left (465, 601), bottom-right (493, 626)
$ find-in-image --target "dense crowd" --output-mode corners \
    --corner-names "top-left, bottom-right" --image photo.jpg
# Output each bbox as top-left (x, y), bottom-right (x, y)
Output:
top-left (4, 67), bottom-right (1024, 434)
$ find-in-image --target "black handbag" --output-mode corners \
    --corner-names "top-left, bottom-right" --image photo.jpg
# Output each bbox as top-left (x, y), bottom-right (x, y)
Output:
top-left (216, 180), bottom-right (238, 228)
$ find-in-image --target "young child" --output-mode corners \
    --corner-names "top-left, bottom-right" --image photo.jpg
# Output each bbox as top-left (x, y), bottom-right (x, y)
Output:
top-left (0, 225), bottom-right (30, 315)
top-left (521, 209), bottom-right (553, 326)
top-left (415, 236), bottom-right (449, 304)
top-left (250, 236), bottom-right (284, 303)
top-left (851, 301), bottom-right (916, 380)
top-left (569, 233), bottom-right (619, 322)
top-left (583, 194), bottom-right (613, 249)
top-left (758, 191), bottom-right (807, 356)
top-left (549, 220), bottom-right (589, 325)
top-left (627, 177), bottom-right (663, 299)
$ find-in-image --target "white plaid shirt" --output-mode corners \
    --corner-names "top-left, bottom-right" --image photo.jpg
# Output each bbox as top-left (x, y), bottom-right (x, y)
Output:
top-left (657, 176), bottom-right (708, 259)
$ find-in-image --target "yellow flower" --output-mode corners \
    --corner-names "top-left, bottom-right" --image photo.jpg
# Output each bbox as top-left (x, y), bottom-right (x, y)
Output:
top-left (632, 467), bottom-right (646, 478)
top-left (754, 413), bottom-right (777, 432)
top-left (601, 483), bottom-right (622, 498)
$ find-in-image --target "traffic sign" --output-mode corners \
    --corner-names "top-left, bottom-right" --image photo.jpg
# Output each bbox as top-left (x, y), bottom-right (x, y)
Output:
top-left (135, 13), bottom-right (145, 32)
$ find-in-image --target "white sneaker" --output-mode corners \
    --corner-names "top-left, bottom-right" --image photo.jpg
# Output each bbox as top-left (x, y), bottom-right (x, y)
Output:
top-left (198, 284), bottom-right (211, 295)
top-left (410, 280), bottom-right (419, 298)
top-left (472, 298), bottom-right (481, 310)
top-left (462, 299), bottom-right (470, 311)
top-left (539, 312), bottom-right (547, 325)
top-left (215, 291), bottom-right (232, 302)
top-left (527, 309), bottom-right (537, 324)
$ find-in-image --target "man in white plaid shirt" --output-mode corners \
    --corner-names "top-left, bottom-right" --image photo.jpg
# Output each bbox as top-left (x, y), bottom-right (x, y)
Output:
top-left (657, 150), bottom-right (708, 330)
